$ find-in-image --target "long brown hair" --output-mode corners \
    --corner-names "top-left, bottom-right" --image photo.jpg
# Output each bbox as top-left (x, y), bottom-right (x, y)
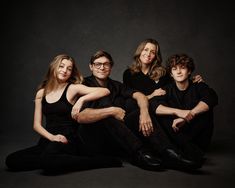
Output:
top-left (129, 39), bottom-right (166, 81)
top-left (37, 54), bottom-right (83, 96)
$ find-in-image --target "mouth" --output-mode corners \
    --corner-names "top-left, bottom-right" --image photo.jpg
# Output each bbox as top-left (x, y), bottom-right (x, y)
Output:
top-left (143, 56), bottom-right (151, 62)
top-left (59, 73), bottom-right (67, 77)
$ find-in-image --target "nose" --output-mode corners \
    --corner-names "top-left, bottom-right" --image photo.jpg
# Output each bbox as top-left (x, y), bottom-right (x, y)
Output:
top-left (62, 67), bottom-right (67, 72)
top-left (99, 64), bottom-right (105, 69)
top-left (146, 51), bottom-right (151, 56)
top-left (176, 67), bottom-right (181, 73)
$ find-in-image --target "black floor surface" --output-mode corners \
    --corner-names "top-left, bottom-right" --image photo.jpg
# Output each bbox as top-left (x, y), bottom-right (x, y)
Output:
top-left (1, 133), bottom-right (235, 188)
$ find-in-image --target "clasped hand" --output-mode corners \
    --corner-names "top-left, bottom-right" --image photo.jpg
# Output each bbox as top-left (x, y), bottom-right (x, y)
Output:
top-left (172, 110), bottom-right (195, 132)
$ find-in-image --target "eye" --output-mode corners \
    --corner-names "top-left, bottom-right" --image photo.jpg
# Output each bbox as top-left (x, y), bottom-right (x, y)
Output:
top-left (144, 48), bottom-right (148, 52)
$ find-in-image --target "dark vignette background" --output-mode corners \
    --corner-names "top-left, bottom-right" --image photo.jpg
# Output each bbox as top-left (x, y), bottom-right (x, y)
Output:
top-left (1, 0), bottom-right (235, 187)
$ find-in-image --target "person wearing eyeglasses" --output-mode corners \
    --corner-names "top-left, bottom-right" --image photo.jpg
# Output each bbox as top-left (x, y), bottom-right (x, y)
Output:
top-left (71, 50), bottom-right (201, 171)
top-left (5, 54), bottom-right (122, 174)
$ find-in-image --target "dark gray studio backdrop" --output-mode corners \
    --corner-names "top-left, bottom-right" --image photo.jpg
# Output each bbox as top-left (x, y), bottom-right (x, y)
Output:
top-left (2, 0), bottom-right (235, 143)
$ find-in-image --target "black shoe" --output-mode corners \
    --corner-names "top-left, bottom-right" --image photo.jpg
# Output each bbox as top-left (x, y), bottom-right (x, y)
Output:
top-left (132, 150), bottom-right (163, 171)
top-left (162, 149), bottom-right (202, 171)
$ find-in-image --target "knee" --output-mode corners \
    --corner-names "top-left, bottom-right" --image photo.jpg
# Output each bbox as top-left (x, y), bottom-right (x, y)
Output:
top-left (5, 152), bottom-right (19, 170)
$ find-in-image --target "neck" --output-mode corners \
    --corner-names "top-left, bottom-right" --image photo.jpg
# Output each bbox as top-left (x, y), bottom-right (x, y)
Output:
top-left (55, 82), bottom-right (67, 90)
top-left (141, 64), bottom-right (151, 75)
top-left (175, 80), bottom-right (189, 91)
top-left (95, 77), bottom-right (107, 87)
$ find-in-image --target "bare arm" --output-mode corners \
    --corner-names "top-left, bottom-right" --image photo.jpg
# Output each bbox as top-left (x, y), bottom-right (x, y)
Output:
top-left (75, 107), bottom-right (125, 123)
top-left (70, 84), bottom-right (110, 116)
top-left (156, 101), bottom-right (209, 122)
top-left (33, 89), bottom-right (68, 144)
top-left (147, 88), bottom-right (166, 100)
top-left (132, 92), bottom-right (153, 136)
top-left (190, 101), bottom-right (209, 117)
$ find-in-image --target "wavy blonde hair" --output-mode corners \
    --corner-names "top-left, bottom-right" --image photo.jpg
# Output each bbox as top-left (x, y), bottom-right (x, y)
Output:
top-left (37, 54), bottom-right (83, 96)
top-left (129, 39), bottom-right (166, 81)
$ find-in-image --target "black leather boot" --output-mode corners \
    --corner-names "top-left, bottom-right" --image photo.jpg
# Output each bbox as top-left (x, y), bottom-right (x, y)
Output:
top-left (131, 150), bottom-right (163, 171)
top-left (162, 149), bottom-right (202, 171)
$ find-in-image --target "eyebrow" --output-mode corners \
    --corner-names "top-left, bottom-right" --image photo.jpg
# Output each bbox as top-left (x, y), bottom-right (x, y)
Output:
top-left (93, 61), bottom-right (110, 64)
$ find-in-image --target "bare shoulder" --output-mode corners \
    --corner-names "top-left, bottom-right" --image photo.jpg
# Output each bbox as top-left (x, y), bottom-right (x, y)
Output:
top-left (35, 88), bottom-right (44, 99)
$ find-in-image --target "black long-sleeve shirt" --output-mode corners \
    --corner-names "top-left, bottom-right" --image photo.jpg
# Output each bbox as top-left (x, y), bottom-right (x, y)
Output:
top-left (123, 68), bottom-right (171, 96)
top-left (82, 75), bottom-right (137, 109)
top-left (150, 80), bottom-right (218, 111)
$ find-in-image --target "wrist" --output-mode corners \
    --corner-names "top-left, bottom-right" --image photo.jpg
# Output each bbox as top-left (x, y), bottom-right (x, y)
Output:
top-left (174, 109), bottom-right (180, 116)
top-left (48, 134), bottom-right (55, 141)
top-left (190, 109), bottom-right (197, 117)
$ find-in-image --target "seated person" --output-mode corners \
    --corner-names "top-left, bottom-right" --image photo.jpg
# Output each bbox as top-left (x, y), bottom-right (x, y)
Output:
top-left (151, 53), bottom-right (218, 163)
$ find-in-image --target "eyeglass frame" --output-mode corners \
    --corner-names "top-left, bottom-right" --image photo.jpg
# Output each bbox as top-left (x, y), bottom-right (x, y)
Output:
top-left (92, 62), bottom-right (112, 69)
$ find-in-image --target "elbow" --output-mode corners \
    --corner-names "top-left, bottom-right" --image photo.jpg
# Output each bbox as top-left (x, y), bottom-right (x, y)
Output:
top-left (75, 112), bottom-right (88, 124)
top-left (75, 113), bottom-right (83, 123)
top-left (33, 123), bottom-right (38, 132)
top-left (104, 88), bottom-right (110, 96)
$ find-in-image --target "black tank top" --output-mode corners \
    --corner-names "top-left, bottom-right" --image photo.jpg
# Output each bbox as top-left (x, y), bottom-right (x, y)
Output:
top-left (42, 83), bottom-right (78, 137)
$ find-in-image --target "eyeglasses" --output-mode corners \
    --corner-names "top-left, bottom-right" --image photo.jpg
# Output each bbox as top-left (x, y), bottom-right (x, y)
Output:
top-left (92, 62), bottom-right (111, 69)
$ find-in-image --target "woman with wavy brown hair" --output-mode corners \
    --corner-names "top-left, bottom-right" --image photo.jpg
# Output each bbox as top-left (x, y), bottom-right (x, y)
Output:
top-left (123, 38), bottom-right (203, 100)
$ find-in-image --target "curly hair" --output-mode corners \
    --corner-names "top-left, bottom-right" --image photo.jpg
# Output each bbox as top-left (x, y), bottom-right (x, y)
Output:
top-left (166, 54), bottom-right (195, 75)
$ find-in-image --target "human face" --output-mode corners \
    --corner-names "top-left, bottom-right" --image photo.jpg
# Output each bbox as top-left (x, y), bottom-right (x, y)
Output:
top-left (171, 64), bottom-right (191, 83)
top-left (56, 59), bottom-right (73, 83)
top-left (139, 43), bottom-right (157, 65)
top-left (89, 56), bottom-right (112, 81)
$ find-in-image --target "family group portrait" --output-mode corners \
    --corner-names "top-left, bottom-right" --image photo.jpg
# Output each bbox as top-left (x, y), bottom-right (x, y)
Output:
top-left (1, 0), bottom-right (234, 188)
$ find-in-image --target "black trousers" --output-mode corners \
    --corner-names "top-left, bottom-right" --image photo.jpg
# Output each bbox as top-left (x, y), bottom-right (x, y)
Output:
top-left (124, 108), bottom-right (175, 154)
top-left (124, 98), bottom-right (178, 154)
top-left (78, 108), bottom-right (180, 159)
top-left (5, 138), bottom-right (122, 172)
top-left (157, 112), bottom-right (213, 161)
top-left (78, 117), bottom-right (143, 158)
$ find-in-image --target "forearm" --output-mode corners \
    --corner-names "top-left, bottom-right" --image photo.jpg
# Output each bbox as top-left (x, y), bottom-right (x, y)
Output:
top-left (80, 88), bottom-right (110, 103)
top-left (147, 93), bottom-right (154, 100)
top-left (191, 101), bottom-right (209, 116)
top-left (156, 104), bottom-right (179, 116)
top-left (33, 123), bottom-right (54, 141)
top-left (133, 92), bottom-right (149, 113)
top-left (76, 107), bottom-right (116, 123)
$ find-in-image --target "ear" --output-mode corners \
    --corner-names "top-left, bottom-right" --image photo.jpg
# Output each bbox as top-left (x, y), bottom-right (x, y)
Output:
top-left (89, 64), bottom-right (93, 71)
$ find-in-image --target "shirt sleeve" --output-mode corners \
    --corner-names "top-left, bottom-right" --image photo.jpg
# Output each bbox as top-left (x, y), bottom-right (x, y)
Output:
top-left (120, 82), bottom-right (137, 98)
top-left (123, 69), bottom-right (133, 88)
top-left (196, 82), bottom-right (218, 108)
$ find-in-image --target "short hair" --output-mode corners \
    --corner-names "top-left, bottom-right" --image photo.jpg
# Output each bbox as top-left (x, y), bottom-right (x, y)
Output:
top-left (90, 50), bottom-right (114, 66)
top-left (166, 54), bottom-right (195, 74)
